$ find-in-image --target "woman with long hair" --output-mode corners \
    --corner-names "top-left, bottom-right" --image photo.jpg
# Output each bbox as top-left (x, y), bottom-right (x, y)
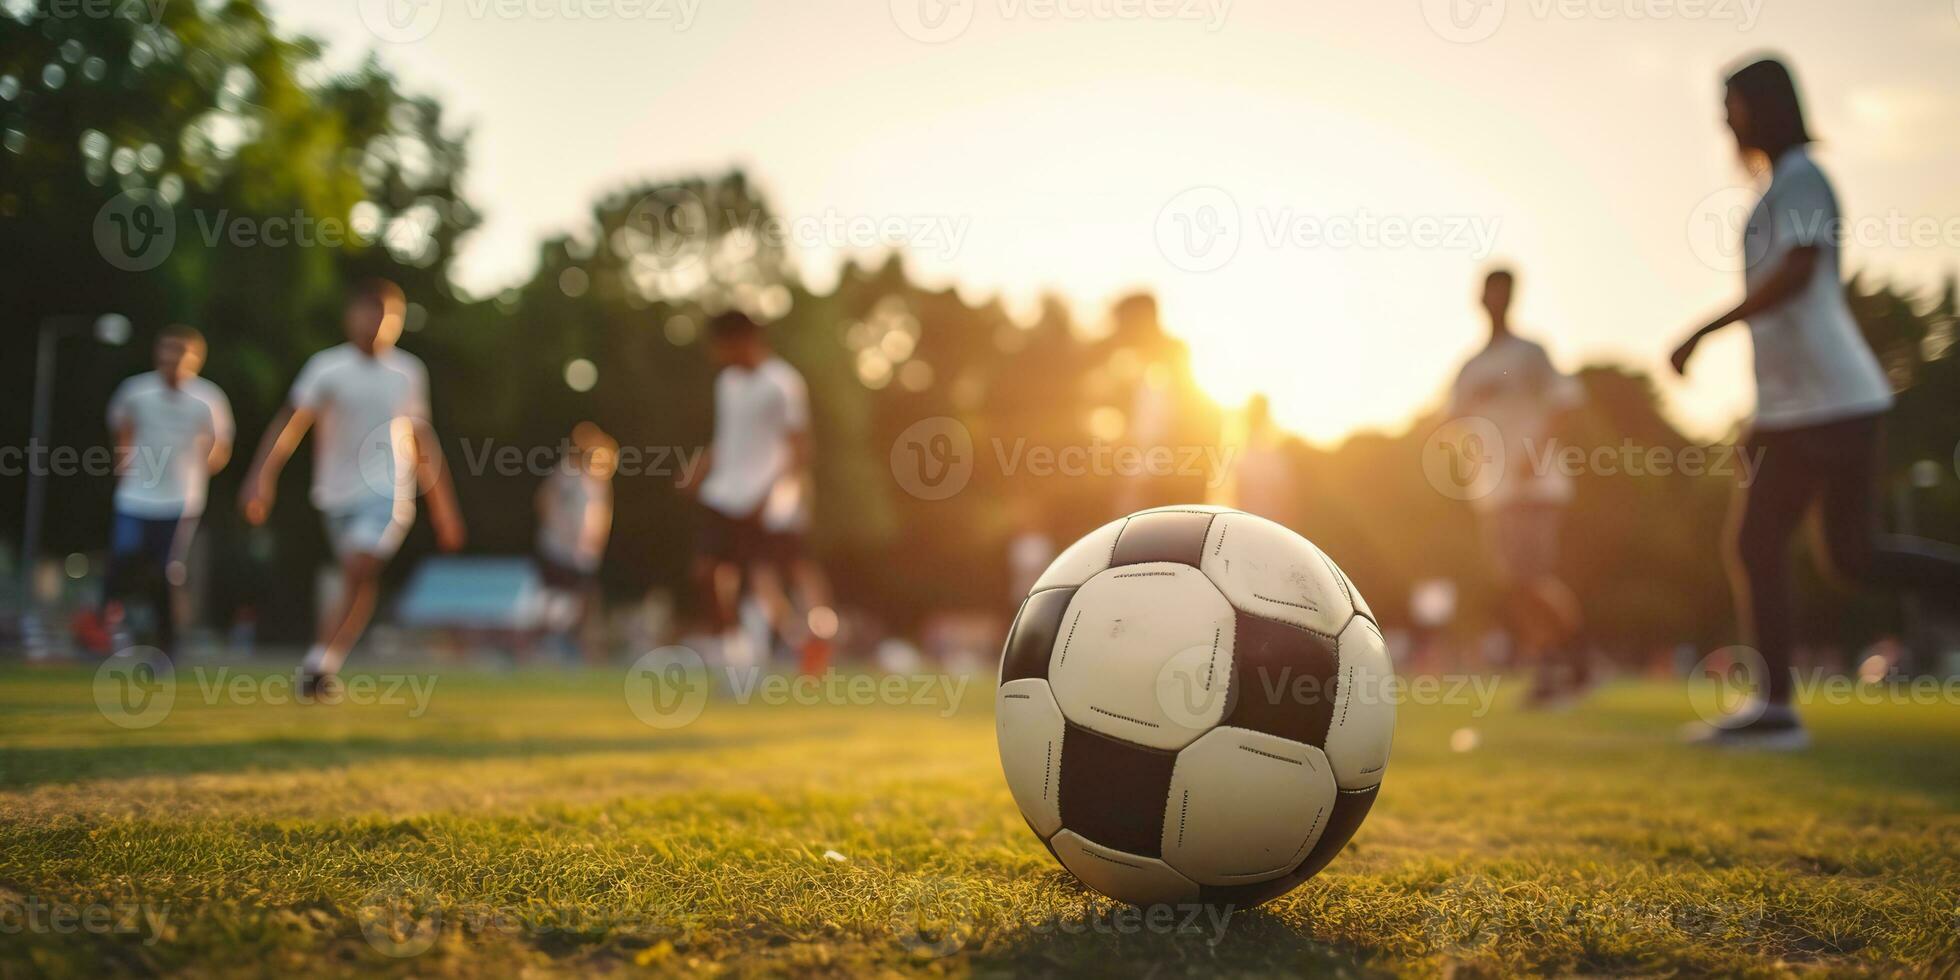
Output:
top-left (1671, 56), bottom-right (1960, 749)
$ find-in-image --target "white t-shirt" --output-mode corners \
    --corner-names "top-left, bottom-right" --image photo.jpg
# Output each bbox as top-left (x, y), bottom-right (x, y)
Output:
top-left (538, 466), bottom-right (613, 572)
top-left (288, 343), bottom-right (432, 512)
top-left (1742, 147), bottom-right (1894, 430)
top-left (1448, 332), bottom-right (1584, 513)
top-left (107, 372), bottom-right (233, 519)
top-left (699, 357), bottom-right (810, 521)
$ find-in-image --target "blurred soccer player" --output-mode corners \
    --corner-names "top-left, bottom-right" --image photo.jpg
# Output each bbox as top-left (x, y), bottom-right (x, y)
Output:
top-left (536, 423), bottom-right (616, 661)
top-left (1220, 394), bottom-right (1299, 527)
top-left (1448, 267), bottom-right (1588, 707)
top-left (1671, 57), bottom-right (1960, 749)
top-left (238, 279), bottom-right (465, 697)
top-left (77, 325), bottom-right (233, 660)
top-left (691, 311), bottom-right (816, 670)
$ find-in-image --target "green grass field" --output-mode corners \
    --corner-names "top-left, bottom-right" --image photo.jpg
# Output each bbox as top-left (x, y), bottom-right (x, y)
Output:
top-left (2, 662), bottom-right (1957, 978)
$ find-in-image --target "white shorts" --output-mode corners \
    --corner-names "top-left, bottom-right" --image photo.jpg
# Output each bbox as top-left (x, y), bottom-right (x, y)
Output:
top-left (324, 494), bottom-right (414, 561)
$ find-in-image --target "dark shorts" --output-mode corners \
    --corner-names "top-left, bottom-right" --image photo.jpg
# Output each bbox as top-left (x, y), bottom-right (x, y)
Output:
top-left (698, 506), bottom-right (801, 568)
top-left (111, 511), bottom-right (194, 571)
top-left (1480, 502), bottom-right (1563, 584)
top-left (537, 556), bottom-right (598, 591)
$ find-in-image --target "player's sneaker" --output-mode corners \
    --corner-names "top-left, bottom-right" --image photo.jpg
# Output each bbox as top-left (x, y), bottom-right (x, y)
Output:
top-left (1681, 702), bottom-right (1810, 751)
top-left (297, 670), bottom-right (343, 704)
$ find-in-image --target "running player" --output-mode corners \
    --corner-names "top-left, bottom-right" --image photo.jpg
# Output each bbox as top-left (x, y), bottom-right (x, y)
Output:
top-left (1670, 57), bottom-right (1960, 748)
top-left (1448, 267), bottom-right (1589, 707)
top-left (238, 279), bottom-right (465, 697)
top-left (536, 422), bottom-right (616, 661)
top-left (692, 311), bottom-right (813, 671)
top-left (78, 325), bottom-right (233, 660)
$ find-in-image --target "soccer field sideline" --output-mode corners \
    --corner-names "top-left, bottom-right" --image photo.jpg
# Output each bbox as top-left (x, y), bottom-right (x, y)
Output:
top-left (1, 666), bottom-right (1957, 977)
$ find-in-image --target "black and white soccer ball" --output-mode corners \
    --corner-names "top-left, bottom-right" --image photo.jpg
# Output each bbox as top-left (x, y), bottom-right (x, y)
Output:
top-left (995, 505), bottom-right (1393, 907)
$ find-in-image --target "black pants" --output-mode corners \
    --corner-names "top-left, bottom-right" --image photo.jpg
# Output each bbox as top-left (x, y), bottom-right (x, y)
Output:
top-left (104, 512), bottom-right (194, 657)
top-left (1729, 415), bottom-right (1960, 703)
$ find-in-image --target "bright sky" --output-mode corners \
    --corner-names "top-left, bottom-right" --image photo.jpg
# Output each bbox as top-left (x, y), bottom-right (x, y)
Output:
top-left (270, 0), bottom-right (1960, 444)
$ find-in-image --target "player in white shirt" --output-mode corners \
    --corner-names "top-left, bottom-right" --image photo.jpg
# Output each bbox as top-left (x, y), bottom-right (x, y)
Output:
top-left (79, 325), bottom-right (233, 659)
top-left (690, 311), bottom-right (819, 670)
top-left (1671, 57), bottom-right (1960, 749)
top-left (238, 280), bottom-right (465, 697)
top-left (1447, 268), bottom-right (1588, 707)
top-left (536, 423), bottom-right (616, 660)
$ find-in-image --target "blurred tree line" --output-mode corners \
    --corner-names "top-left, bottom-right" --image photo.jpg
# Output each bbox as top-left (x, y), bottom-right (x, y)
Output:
top-left (3, 1), bottom-right (1955, 661)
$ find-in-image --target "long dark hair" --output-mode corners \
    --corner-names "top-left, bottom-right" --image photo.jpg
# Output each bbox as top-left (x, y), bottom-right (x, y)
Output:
top-left (1725, 57), bottom-right (1812, 159)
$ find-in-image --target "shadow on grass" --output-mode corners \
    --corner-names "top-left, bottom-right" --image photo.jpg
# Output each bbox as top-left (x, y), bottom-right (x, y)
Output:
top-left (0, 732), bottom-right (765, 789)
top-left (948, 872), bottom-right (1388, 978)
top-left (964, 915), bottom-right (1387, 978)
top-left (1775, 730), bottom-right (1960, 808)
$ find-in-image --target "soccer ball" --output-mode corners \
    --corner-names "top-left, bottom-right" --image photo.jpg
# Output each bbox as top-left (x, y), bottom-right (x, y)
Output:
top-left (995, 505), bottom-right (1393, 907)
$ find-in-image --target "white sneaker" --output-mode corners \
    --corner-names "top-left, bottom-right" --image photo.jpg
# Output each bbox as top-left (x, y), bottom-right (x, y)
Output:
top-left (1681, 703), bottom-right (1810, 752)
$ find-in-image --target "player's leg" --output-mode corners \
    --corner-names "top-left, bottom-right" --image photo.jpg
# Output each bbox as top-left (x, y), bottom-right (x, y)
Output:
top-left (149, 517), bottom-right (197, 660)
top-left (1484, 506), bottom-right (1564, 705)
top-left (1811, 416), bottom-right (1960, 593)
top-left (745, 558), bottom-right (798, 653)
top-left (1523, 505), bottom-right (1585, 699)
top-left (693, 507), bottom-right (740, 634)
top-left (301, 552), bottom-right (383, 691)
top-left (81, 512), bottom-right (148, 653)
top-left (698, 509), bottom-right (764, 671)
top-left (301, 500), bottom-right (406, 694)
top-left (787, 555), bottom-right (836, 675)
top-left (1695, 428), bottom-right (1819, 746)
top-left (572, 571), bottom-right (603, 665)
